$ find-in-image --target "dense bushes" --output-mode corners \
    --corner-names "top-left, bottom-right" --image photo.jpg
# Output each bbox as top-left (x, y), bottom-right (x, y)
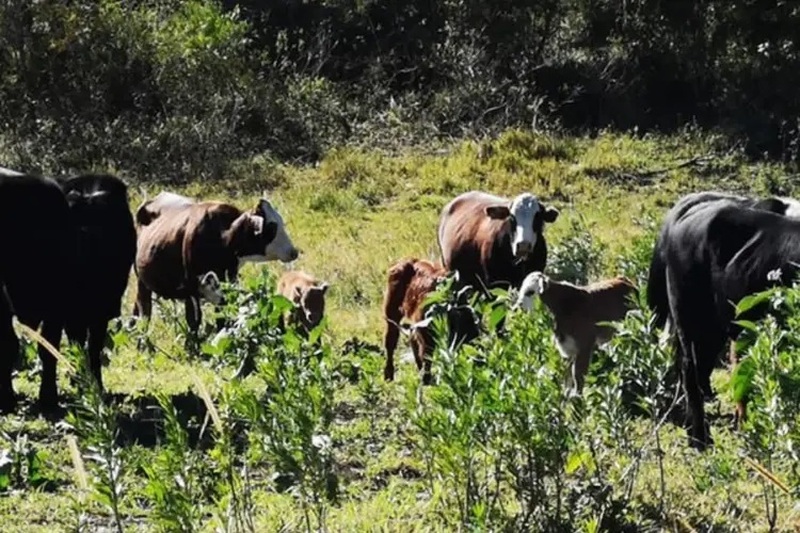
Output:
top-left (1, 1), bottom-right (799, 182)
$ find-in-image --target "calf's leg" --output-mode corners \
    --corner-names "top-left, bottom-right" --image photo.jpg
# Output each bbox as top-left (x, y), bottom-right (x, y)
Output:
top-left (133, 279), bottom-right (153, 319)
top-left (382, 317), bottom-right (401, 382)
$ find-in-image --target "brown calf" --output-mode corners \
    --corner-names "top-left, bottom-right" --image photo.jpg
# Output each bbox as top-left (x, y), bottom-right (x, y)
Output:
top-left (517, 272), bottom-right (637, 393)
top-left (277, 271), bottom-right (329, 335)
top-left (382, 257), bottom-right (480, 385)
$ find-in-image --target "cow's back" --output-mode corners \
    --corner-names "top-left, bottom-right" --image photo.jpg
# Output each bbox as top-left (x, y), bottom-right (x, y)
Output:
top-left (59, 174), bottom-right (137, 320)
top-left (0, 174), bottom-right (74, 323)
top-left (438, 192), bottom-right (509, 284)
top-left (136, 191), bottom-right (195, 226)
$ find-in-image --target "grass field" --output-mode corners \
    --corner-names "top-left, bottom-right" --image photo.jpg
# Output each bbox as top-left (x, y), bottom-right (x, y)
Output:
top-left (2, 128), bottom-right (800, 532)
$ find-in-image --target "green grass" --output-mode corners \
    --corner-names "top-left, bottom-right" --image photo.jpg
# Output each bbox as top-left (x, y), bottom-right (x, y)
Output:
top-left (3, 128), bottom-right (800, 531)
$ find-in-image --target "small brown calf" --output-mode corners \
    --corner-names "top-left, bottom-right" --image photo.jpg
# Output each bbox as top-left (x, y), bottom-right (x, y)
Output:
top-left (382, 257), bottom-right (480, 385)
top-left (517, 271), bottom-right (637, 393)
top-left (277, 271), bottom-right (329, 335)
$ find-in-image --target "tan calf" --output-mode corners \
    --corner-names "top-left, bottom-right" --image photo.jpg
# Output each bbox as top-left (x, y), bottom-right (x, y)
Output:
top-left (517, 272), bottom-right (637, 393)
top-left (277, 271), bottom-right (329, 335)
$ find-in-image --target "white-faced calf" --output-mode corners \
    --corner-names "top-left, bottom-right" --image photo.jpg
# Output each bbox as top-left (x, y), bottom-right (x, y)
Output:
top-left (517, 271), bottom-right (637, 393)
top-left (277, 271), bottom-right (329, 336)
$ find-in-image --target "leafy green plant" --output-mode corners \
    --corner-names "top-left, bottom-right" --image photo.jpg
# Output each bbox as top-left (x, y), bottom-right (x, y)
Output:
top-left (63, 344), bottom-right (128, 533)
top-left (0, 431), bottom-right (52, 491)
top-left (142, 392), bottom-right (203, 532)
top-left (548, 216), bottom-right (606, 285)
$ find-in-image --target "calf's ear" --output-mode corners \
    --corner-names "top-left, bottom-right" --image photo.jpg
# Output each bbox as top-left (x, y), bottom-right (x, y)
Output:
top-left (485, 204), bottom-right (511, 219)
top-left (542, 206), bottom-right (559, 223)
top-left (317, 282), bottom-right (329, 295)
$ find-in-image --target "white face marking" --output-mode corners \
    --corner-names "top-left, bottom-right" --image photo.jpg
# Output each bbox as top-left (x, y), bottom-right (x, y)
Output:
top-left (257, 198), bottom-right (299, 263)
top-left (516, 272), bottom-right (547, 310)
top-left (198, 272), bottom-right (223, 304)
top-left (508, 193), bottom-right (542, 258)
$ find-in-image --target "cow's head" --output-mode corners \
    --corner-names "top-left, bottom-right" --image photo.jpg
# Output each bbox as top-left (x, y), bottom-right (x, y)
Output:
top-left (293, 282), bottom-right (329, 329)
top-left (198, 271), bottom-right (224, 305)
top-left (516, 271), bottom-right (549, 311)
top-left (485, 193), bottom-right (559, 260)
top-left (229, 211), bottom-right (279, 260)
top-left (239, 197), bottom-right (300, 264)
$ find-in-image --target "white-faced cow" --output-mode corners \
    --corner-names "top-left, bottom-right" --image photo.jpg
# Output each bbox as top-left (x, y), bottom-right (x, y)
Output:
top-left (0, 172), bottom-right (75, 412)
top-left (660, 197), bottom-right (800, 450)
top-left (517, 271), bottom-right (637, 393)
top-left (55, 174), bottom-right (137, 394)
top-left (133, 195), bottom-right (299, 333)
top-left (438, 191), bottom-right (559, 293)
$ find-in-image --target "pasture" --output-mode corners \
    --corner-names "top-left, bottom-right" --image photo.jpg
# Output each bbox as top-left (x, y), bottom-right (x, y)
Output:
top-left (2, 129), bottom-right (800, 531)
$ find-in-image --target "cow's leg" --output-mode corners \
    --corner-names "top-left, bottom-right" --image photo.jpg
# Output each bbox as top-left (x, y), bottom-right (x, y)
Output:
top-left (383, 318), bottom-right (401, 381)
top-left (87, 320), bottom-right (108, 393)
top-left (38, 320), bottom-right (63, 413)
top-left (572, 342), bottom-right (594, 395)
top-left (416, 332), bottom-right (434, 385)
top-left (667, 269), bottom-right (713, 451)
top-left (133, 279), bottom-right (153, 319)
top-left (0, 302), bottom-right (19, 413)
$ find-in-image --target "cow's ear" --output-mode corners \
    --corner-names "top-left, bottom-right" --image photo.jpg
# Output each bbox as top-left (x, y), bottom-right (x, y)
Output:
top-left (318, 282), bottom-right (329, 295)
top-left (247, 214), bottom-right (264, 236)
top-left (543, 206), bottom-right (559, 223)
top-left (263, 221), bottom-right (278, 243)
top-left (485, 204), bottom-right (511, 219)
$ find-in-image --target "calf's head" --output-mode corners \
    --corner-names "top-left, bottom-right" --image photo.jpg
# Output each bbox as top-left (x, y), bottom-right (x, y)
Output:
top-left (198, 271), bottom-right (224, 305)
top-left (239, 197), bottom-right (300, 263)
top-left (485, 193), bottom-right (559, 260)
top-left (292, 282), bottom-right (330, 329)
top-left (516, 271), bottom-right (549, 311)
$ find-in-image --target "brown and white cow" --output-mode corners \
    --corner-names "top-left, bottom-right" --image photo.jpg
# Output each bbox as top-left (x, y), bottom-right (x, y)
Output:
top-left (382, 257), bottom-right (480, 384)
top-left (133, 195), bottom-right (299, 333)
top-left (516, 271), bottom-right (637, 393)
top-left (438, 191), bottom-right (559, 292)
top-left (277, 271), bottom-right (329, 336)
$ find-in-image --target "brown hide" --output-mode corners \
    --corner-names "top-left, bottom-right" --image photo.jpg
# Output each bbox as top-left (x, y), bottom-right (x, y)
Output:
top-left (438, 191), bottom-right (554, 291)
top-left (538, 276), bottom-right (637, 392)
top-left (277, 270), bottom-right (329, 334)
top-left (133, 201), bottom-right (276, 331)
top-left (382, 258), bottom-right (449, 384)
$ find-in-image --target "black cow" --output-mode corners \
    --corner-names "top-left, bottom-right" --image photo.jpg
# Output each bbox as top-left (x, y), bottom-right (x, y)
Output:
top-left (649, 191), bottom-right (800, 329)
top-left (0, 173), bottom-right (75, 412)
top-left (56, 174), bottom-right (137, 392)
top-left (662, 200), bottom-right (800, 450)
top-left (647, 191), bottom-right (800, 399)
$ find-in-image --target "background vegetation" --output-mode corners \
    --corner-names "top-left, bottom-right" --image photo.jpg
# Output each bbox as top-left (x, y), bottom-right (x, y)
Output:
top-left (1, 1), bottom-right (800, 531)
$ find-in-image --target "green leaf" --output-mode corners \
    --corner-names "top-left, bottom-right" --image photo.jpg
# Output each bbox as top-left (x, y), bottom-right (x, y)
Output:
top-left (730, 357), bottom-right (756, 402)
top-left (488, 305), bottom-right (506, 331)
top-left (735, 291), bottom-right (772, 317)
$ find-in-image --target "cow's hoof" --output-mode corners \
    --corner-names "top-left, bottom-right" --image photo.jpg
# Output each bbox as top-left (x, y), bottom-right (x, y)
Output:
top-left (383, 368), bottom-right (395, 382)
top-left (0, 390), bottom-right (18, 414)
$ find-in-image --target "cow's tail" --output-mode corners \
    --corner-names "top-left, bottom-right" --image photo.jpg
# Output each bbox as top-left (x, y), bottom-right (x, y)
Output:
top-left (646, 249), bottom-right (669, 330)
